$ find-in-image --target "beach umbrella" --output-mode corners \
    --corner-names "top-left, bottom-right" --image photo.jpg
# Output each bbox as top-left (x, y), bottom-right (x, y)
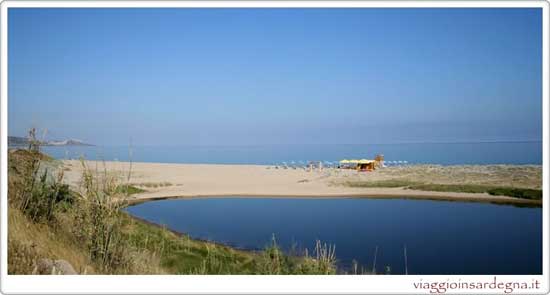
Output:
top-left (340, 159), bottom-right (350, 164)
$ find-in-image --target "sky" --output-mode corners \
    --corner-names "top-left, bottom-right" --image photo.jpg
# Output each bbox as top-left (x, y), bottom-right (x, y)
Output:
top-left (8, 8), bottom-right (543, 146)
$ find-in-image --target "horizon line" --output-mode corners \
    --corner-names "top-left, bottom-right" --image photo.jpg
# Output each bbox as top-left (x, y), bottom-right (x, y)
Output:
top-left (32, 139), bottom-right (543, 147)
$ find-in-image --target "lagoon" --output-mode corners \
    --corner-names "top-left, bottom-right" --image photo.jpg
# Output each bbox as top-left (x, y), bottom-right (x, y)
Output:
top-left (125, 197), bottom-right (542, 275)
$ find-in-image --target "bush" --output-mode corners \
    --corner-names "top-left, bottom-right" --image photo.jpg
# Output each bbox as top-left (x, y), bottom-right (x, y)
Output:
top-left (21, 168), bottom-right (73, 222)
top-left (10, 128), bottom-right (75, 222)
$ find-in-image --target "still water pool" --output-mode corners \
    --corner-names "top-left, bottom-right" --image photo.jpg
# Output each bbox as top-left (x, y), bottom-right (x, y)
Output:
top-left (125, 197), bottom-right (542, 274)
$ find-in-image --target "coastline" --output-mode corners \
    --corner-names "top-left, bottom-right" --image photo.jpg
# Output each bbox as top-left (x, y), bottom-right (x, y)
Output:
top-left (61, 159), bottom-right (542, 206)
top-left (124, 192), bottom-right (542, 207)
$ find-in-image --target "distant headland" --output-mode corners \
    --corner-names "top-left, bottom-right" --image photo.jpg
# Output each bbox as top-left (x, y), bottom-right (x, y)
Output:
top-left (8, 136), bottom-right (94, 147)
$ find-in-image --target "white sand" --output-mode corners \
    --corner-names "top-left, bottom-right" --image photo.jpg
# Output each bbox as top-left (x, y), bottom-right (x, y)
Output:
top-left (61, 160), bottom-right (542, 205)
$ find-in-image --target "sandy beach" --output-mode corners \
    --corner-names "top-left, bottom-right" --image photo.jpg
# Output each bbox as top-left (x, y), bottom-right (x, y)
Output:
top-left (60, 160), bottom-right (542, 205)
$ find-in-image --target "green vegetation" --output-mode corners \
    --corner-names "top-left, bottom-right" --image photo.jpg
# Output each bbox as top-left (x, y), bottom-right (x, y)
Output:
top-left (344, 179), bottom-right (421, 188)
top-left (115, 184), bottom-right (145, 195)
top-left (132, 182), bottom-right (173, 188)
top-left (343, 179), bottom-right (542, 201)
top-left (408, 183), bottom-right (492, 194)
top-left (122, 213), bottom-right (258, 274)
top-left (120, 213), bottom-right (338, 274)
top-left (8, 129), bottom-right (74, 223)
top-left (8, 129), bottom-right (339, 274)
top-left (487, 188), bottom-right (542, 200)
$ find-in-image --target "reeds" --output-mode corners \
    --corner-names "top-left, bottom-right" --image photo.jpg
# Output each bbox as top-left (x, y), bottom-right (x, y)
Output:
top-left (259, 234), bottom-right (285, 274)
top-left (256, 235), bottom-right (338, 275)
top-left (72, 158), bottom-right (135, 273)
top-left (311, 240), bottom-right (337, 274)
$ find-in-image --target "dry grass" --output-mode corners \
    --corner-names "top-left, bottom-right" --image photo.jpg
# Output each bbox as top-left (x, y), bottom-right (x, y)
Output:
top-left (334, 165), bottom-right (542, 192)
top-left (369, 165), bottom-right (542, 189)
top-left (334, 165), bottom-right (543, 201)
top-left (8, 207), bottom-right (96, 274)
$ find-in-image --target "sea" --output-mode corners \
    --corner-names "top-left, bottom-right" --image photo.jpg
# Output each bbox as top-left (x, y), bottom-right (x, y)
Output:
top-left (38, 141), bottom-right (542, 165)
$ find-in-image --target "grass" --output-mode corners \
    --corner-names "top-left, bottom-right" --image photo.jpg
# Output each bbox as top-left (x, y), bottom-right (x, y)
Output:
top-left (115, 184), bottom-right (146, 195)
top-left (132, 182), bottom-right (173, 188)
top-left (343, 180), bottom-right (542, 200)
top-left (487, 188), bottom-right (542, 200)
top-left (8, 206), bottom-right (97, 274)
top-left (122, 213), bottom-right (258, 274)
top-left (407, 183), bottom-right (491, 194)
top-left (123, 214), bottom-right (339, 274)
top-left (343, 179), bottom-right (421, 188)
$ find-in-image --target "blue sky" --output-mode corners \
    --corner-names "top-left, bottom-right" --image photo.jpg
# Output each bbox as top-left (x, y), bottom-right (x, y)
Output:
top-left (8, 8), bottom-right (542, 145)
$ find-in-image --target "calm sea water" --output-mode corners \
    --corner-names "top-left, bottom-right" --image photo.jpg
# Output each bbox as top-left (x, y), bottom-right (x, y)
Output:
top-left (40, 141), bottom-right (541, 165)
top-left (125, 198), bottom-right (542, 275)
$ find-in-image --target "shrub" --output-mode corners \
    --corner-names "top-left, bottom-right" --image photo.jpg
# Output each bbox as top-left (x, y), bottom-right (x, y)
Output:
top-left (21, 168), bottom-right (73, 222)
top-left (11, 128), bottom-right (74, 222)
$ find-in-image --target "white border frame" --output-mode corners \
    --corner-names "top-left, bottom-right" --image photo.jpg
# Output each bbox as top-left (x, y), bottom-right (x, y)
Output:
top-left (0, 1), bottom-right (548, 294)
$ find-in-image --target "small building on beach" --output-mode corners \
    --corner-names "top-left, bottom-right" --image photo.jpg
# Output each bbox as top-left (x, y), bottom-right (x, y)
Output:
top-left (357, 159), bottom-right (376, 171)
top-left (339, 155), bottom-right (384, 171)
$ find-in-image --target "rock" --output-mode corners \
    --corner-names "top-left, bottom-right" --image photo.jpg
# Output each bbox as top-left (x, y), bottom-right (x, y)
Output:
top-left (35, 258), bottom-right (54, 274)
top-left (34, 258), bottom-right (77, 275)
top-left (53, 260), bottom-right (77, 275)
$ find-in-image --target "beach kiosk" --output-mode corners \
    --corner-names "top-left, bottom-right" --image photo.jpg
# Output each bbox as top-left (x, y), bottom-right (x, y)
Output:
top-left (357, 159), bottom-right (375, 171)
top-left (339, 157), bottom-right (381, 171)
